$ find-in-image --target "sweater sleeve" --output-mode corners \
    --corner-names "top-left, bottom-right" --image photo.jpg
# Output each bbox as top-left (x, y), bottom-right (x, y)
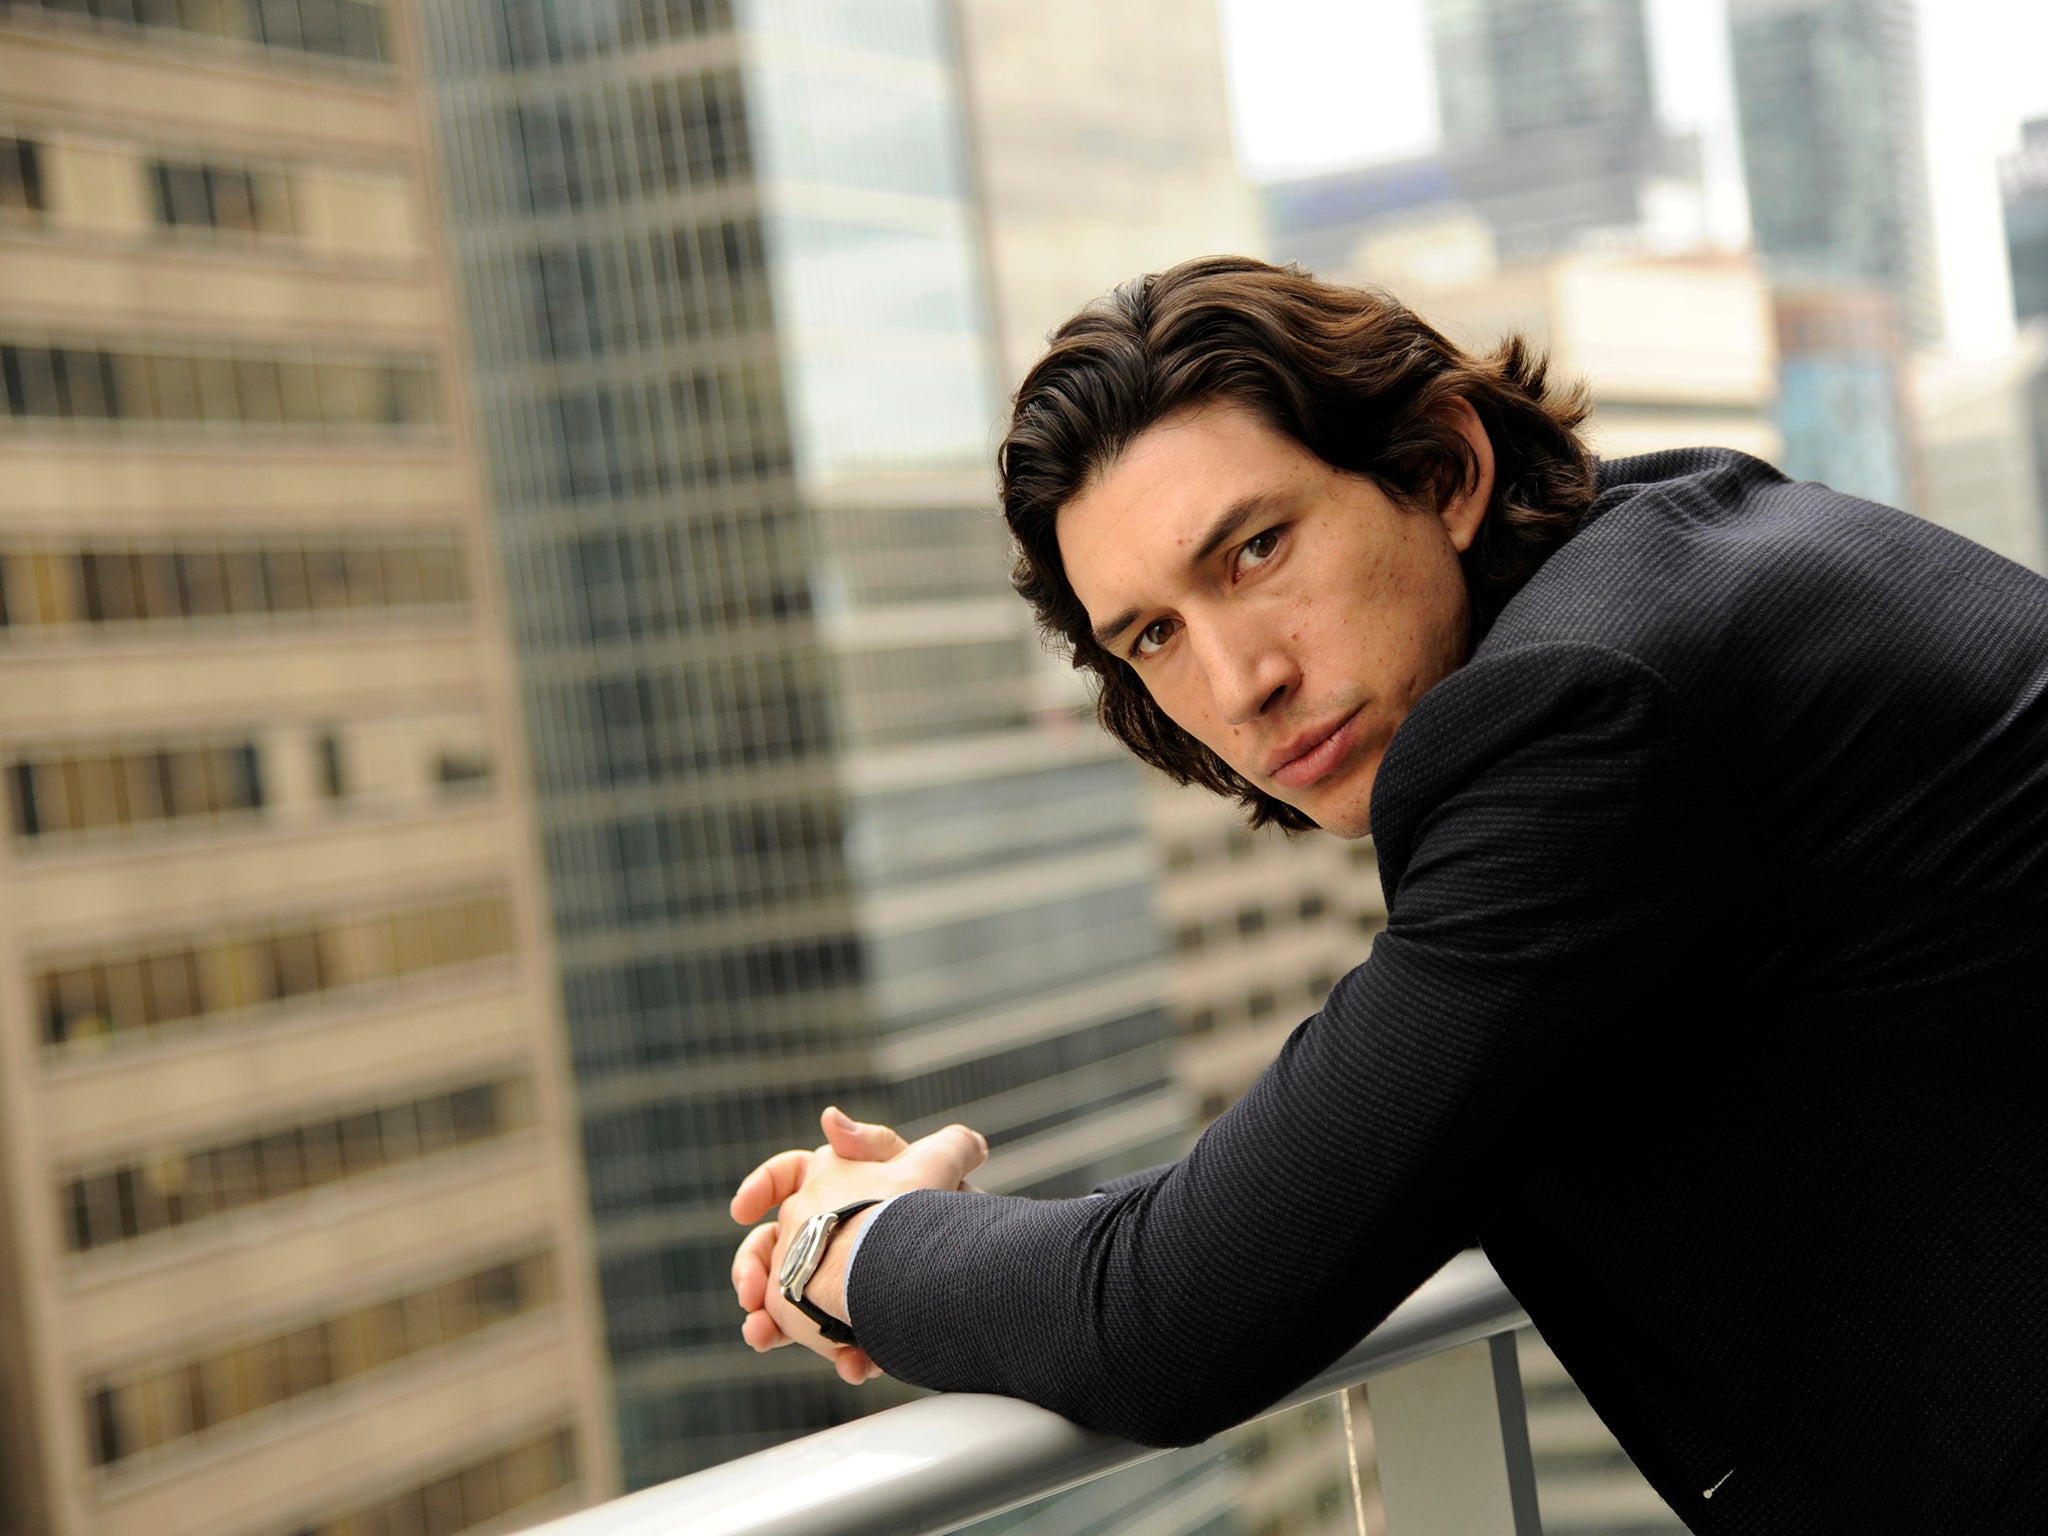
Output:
top-left (847, 646), bottom-right (1733, 1446)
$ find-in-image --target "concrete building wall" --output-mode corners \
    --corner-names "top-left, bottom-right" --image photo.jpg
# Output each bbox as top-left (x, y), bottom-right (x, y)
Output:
top-left (1355, 239), bottom-right (1781, 464)
top-left (1911, 329), bottom-right (2048, 573)
top-left (0, 6), bottom-right (615, 1534)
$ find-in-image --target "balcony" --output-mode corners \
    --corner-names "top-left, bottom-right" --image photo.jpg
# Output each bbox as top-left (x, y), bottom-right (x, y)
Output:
top-left (524, 1250), bottom-right (1570, 1536)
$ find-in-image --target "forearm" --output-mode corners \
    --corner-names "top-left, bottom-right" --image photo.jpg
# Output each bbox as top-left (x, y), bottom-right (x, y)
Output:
top-left (845, 1005), bottom-right (1485, 1446)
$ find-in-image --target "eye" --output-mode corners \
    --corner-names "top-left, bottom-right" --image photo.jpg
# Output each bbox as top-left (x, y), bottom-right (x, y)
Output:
top-left (1132, 617), bottom-right (1178, 658)
top-left (1234, 528), bottom-right (1281, 576)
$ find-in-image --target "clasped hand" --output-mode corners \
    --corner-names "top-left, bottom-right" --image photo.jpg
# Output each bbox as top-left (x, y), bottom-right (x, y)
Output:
top-left (729, 1106), bottom-right (988, 1385)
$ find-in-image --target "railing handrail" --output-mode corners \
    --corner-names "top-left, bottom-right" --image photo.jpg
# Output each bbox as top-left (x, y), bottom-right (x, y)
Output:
top-left (532, 1250), bottom-right (1525, 1536)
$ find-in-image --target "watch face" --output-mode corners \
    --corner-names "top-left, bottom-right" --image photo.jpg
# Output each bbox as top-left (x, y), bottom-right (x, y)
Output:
top-left (778, 1212), bottom-right (832, 1301)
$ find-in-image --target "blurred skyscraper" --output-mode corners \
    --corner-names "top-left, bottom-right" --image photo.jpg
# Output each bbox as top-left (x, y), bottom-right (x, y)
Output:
top-left (416, 0), bottom-right (1184, 1491)
top-left (2003, 118), bottom-right (2048, 327)
top-left (1726, 0), bottom-right (1940, 348)
top-left (950, 0), bottom-right (1264, 389)
top-left (1267, 0), bottom-right (1704, 279)
top-left (1425, 0), bottom-right (1679, 252)
top-left (0, 5), bottom-right (616, 1536)
top-left (1724, 0), bottom-right (1934, 510)
top-left (1426, 0), bottom-right (1703, 258)
top-left (1768, 283), bottom-right (1910, 507)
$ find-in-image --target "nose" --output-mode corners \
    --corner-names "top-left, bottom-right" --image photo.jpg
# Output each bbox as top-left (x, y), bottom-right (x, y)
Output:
top-left (1190, 614), bottom-right (1296, 727)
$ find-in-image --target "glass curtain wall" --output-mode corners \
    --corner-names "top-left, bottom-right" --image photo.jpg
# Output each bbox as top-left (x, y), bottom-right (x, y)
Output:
top-left (418, 0), bottom-right (1182, 1489)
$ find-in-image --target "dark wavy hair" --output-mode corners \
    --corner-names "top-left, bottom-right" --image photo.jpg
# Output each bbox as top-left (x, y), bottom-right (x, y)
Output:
top-left (1000, 255), bottom-right (1599, 831)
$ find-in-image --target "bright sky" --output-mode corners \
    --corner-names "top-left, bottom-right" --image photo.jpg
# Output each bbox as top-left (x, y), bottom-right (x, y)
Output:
top-left (1216, 0), bottom-right (2048, 357)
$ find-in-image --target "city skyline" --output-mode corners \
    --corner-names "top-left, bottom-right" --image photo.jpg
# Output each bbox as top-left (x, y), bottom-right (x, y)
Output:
top-left (1218, 0), bottom-right (2048, 357)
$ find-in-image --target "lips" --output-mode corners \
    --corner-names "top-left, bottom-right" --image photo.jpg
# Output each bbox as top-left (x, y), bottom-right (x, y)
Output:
top-left (1266, 707), bottom-right (1365, 790)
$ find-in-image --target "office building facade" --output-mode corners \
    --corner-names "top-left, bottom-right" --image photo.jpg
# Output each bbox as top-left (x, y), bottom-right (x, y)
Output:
top-left (1262, 2), bottom-right (1701, 280)
top-left (1425, 0), bottom-right (1702, 259)
top-left (1727, 0), bottom-right (1941, 348)
top-left (1770, 283), bottom-right (1911, 510)
top-left (0, 4), bottom-right (615, 1534)
top-left (416, 0), bottom-right (1183, 1489)
top-left (2002, 118), bottom-right (2048, 328)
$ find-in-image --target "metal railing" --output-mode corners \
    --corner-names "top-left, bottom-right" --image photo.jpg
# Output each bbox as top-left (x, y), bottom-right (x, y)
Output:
top-left (530, 1250), bottom-right (1541, 1536)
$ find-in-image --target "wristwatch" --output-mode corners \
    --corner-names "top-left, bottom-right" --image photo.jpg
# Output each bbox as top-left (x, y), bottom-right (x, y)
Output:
top-left (778, 1198), bottom-right (883, 1347)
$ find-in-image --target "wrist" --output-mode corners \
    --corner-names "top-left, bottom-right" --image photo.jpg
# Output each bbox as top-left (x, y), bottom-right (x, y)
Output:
top-left (779, 1198), bottom-right (883, 1344)
top-left (801, 1203), bottom-right (876, 1323)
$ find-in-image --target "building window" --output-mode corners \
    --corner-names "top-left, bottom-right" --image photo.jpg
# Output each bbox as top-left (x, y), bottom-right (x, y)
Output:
top-left (314, 731), bottom-right (346, 799)
top-left (1297, 892), bottom-right (1328, 922)
top-left (60, 1077), bottom-right (532, 1254)
top-left (7, 736), bottom-right (265, 842)
top-left (1172, 923), bottom-right (1204, 954)
top-left (0, 531), bottom-right (469, 633)
top-left (1234, 907), bottom-right (1267, 938)
top-left (150, 159), bottom-right (290, 235)
top-left (37, 886), bottom-right (517, 1052)
top-left (1, 136), bottom-right (44, 215)
top-left (276, 1426), bottom-right (579, 1536)
top-left (0, 338), bottom-right (438, 430)
top-left (8, 0), bottom-right (388, 66)
top-left (434, 750), bottom-right (493, 791)
top-left (82, 1250), bottom-right (555, 1471)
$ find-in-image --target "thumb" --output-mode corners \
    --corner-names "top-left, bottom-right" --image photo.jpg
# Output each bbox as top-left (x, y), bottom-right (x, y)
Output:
top-left (821, 1105), bottom-right (910, 1163)
top-left (899, 1123), bottom-right (990, 1188)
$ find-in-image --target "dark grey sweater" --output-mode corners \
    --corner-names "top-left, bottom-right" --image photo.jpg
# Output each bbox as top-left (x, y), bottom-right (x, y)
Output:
top-left (848, 449), bottom-right (2048, 1535)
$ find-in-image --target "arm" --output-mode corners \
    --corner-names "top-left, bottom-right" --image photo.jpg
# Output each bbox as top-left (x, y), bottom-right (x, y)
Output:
top-left (846, 648), bottom-right (1735, 1445)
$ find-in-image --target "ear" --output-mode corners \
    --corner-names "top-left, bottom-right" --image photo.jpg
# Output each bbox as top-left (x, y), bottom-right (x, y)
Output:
top-left (1438, 397), bottom-right (1495, 555)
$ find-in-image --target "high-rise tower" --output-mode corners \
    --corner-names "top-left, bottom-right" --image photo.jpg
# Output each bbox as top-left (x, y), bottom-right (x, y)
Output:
top-left (1425, 0), bottom-right (1700, 258)
top-left (2002, 118), bottom-right (2048, 328)
top-left (0, 4), bottom-right (615, 1534)
top-left (416, 0), bottom-right (1184, 1489)
top-left (1726, 0), bottom-right (1941, 348)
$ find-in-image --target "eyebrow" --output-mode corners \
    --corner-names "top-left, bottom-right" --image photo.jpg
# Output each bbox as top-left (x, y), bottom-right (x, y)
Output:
top-left (1089, 495), bottom-right (1272, 652)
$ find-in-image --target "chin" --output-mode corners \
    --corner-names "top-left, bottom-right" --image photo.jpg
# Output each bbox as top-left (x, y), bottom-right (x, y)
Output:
top-left (1300, 774), bottom-right (1378, 841)
top-left (1318, 811), bottom-right (1375, 841)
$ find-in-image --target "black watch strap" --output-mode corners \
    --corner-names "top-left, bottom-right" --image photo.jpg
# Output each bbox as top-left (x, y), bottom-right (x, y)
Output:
top-left (793, 1198), bottom-right (883, 1347)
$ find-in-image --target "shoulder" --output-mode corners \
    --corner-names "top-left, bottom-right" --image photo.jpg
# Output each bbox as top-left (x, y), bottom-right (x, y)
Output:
top-left (1374, 446), bottom-right (2048, 901)
top-left (1488, 447), bottom-right (2045, 679)
top-left (1369, 641), bottom-right (1696, 900)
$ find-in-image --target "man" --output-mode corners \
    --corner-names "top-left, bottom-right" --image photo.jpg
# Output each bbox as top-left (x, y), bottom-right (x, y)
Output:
top-left (730, 257), bottom-right (2048, 1533)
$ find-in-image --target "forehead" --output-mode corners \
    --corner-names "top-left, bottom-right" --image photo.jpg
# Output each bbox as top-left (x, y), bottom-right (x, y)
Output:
top-left (1056, 402), bottom-right (1313, 609)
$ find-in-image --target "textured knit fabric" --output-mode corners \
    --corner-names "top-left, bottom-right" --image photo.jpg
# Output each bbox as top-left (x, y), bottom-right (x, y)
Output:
top-left (847, 449), bottom-right (2048, 1535)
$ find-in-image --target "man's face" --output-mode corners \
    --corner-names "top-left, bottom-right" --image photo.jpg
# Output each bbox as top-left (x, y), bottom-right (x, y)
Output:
top-left (1057, 400), bottom-right (1488, 838)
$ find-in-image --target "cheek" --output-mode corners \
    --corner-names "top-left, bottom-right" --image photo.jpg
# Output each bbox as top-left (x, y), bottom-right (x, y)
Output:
top-left (1142, 666), bottom-right (1247, 763)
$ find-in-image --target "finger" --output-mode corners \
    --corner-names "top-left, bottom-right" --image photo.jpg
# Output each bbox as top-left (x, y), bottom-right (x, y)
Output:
top-left (742, 1309), bottom-right (794, 1351)
top-left (821, 1105), bottom-right (909, 1163)
top-left (898, 1123), bottom-right (990, 1188)
top-left (730, 1148), bottom-right (812, 1224)
top-left (732, 1222), bottom-right (778, 1313)
top-left (834, 1346), bottom-right (879, 1385)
